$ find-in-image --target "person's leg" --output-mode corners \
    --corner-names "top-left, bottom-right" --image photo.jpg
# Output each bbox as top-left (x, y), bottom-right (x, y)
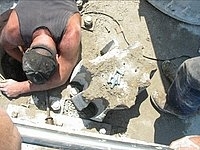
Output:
top-left (151, 57), bottom-right (200, 118)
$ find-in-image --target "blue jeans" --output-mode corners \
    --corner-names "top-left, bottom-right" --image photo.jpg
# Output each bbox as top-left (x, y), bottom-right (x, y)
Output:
top-left (167, 57), bottom-right (200, 115)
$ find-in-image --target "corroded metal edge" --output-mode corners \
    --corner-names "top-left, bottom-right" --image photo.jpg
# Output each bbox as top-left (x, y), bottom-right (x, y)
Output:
top-left (147, 0), bottom-right (200, 25)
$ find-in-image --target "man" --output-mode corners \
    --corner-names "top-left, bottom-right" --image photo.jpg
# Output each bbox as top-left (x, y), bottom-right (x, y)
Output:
top-left (0, 0), bottom-right (81, 98)
top-left (0, 108), bottom-right (21, 149)
top-left (151, 57), bottom-right (200, 119)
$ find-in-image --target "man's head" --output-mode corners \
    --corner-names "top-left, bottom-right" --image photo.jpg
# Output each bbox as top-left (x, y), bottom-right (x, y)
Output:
top-left (22, 45), bottom-right (57, 84)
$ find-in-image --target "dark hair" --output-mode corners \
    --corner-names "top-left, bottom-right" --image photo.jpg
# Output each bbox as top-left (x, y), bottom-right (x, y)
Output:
top-left (22, 45), bottom-right (57, 84)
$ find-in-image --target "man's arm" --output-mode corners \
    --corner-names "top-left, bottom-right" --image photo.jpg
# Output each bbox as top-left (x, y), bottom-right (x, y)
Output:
top-left (0, 108), bottom-right (21, 150)
top-left (0, 10), bottom-right (24, 62)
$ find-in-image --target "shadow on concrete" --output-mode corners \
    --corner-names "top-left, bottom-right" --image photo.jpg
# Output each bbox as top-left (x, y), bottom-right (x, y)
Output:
top-left (138, 0), bottom-right (200, 145)
top-left (154, 114), bottom-right (184, 145)
top-left (102, 89), bottom-right (148, 135)
top-left (1, 53), bottom-right (27, 82)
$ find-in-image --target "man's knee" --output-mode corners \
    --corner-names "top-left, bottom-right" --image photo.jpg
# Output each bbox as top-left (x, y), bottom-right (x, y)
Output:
top-left (184, 57), bottom-right (200, 70)
top-left (182, 56), bottom-right (200, 89)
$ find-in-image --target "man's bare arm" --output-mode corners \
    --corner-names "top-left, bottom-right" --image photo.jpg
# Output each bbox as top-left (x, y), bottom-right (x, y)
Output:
top-left (0, 108), bottom-right (21, 150)
top-left (0, 10), bottom-right (24, 62)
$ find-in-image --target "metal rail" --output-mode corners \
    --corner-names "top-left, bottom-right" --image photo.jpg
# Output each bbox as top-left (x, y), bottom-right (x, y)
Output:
top-left (14, 120), bottom-right (171, 150)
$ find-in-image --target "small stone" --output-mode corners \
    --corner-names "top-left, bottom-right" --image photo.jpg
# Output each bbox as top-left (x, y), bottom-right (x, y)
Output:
top-left (11, 111), bottom-right (18, 118)
top-left (51, 100), bottom-right (61, 111)
top-left (99, 128), bottom-right (106, 134)
top-left (84, 15), bottom-right (93, 29)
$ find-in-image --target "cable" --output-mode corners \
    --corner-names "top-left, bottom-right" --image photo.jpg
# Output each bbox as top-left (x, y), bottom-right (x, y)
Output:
top-left (143, 55), bottom-right (191, 61)
top-left (82, 11), bottom-right (130, 46)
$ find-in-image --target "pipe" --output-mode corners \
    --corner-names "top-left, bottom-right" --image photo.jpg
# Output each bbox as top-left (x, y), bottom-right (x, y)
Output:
top-left (13, 120), bottom-right (171, 150)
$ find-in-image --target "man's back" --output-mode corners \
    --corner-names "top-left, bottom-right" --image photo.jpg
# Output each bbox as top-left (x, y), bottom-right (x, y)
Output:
top-left (15, 0), bottom-right (79, 47)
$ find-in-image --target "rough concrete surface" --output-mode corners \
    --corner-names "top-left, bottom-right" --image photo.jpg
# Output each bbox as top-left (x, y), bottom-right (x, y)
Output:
top-left (1, 0), bottom-right (200, 149)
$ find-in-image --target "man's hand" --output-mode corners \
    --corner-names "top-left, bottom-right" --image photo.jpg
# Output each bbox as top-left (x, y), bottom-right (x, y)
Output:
top-left (0, 79), bottom-right (22, 97)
